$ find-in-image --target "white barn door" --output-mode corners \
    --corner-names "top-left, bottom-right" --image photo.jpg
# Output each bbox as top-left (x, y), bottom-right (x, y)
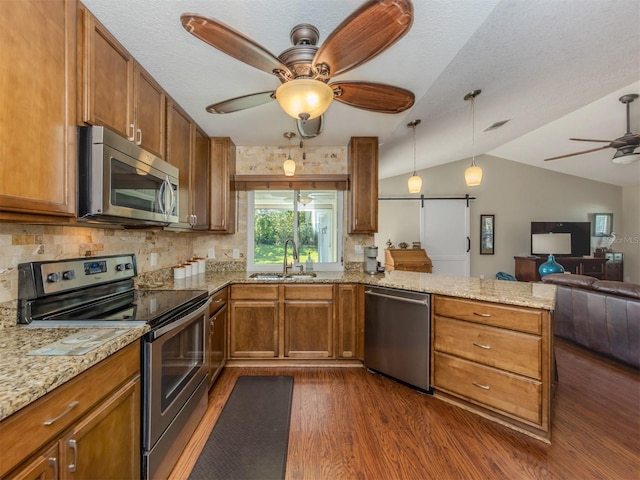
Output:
top-left (420, 199), bottom-right (470, 276)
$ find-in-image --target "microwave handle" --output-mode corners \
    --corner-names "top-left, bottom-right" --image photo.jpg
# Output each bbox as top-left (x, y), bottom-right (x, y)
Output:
top-left (165, 176), bottom-right (176, 218)
top-left (157, 179), bottom-right (167, 217)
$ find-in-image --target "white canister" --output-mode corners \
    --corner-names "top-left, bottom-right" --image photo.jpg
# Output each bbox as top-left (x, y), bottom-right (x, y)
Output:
top-left (173, 265), bottom-right (186, 280)
top-left (197, 258), bottom-right (206, 274)
top-left (184, 263), bottom-right (193, 277)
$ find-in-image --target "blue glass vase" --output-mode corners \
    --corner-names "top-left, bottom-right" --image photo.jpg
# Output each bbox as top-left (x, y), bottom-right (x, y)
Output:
top-left (538, 254), bottom-right (565, 277)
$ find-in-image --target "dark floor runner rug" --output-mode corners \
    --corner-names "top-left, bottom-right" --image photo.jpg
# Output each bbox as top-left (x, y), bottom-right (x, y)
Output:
top-left (189, 375), bottom-right (294, 480)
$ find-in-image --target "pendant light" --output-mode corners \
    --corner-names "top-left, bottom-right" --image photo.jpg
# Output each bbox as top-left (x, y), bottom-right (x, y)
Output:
top-left (283, 132), bottom-right (296, 176)
top-left (464, 89), bottom-right (483, 187)
top-left (407, 119), bottom-right (422, 193)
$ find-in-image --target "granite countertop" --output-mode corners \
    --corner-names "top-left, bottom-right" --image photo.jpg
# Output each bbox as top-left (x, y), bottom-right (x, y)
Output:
top-left (0, 270), bottom-right (555, 422)
top-left (157, 270), bottom-right (557, 310)
top-left (0, 325), bottom-right (148, 422)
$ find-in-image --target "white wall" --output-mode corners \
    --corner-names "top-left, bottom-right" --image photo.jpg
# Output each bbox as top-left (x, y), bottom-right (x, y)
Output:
top-left (378, 155), bottom-right (639, 281)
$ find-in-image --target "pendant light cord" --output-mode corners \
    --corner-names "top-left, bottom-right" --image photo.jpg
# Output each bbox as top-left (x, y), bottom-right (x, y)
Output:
top-left (471, 96), bottom-right (476, 166)
top-left (412, 123), bottom-right (417, 174)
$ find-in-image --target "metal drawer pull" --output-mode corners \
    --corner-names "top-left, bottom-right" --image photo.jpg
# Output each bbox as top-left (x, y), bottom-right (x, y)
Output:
top-left (472, 342), bottom-right (491, 350)
top-left (473, 312), bottom-right (491, 317)
top-left (68, 439), bottom-right (77, 473)
top-left (48, 457), bottom-right (58, 480)
top-left (43, 401), bottom-right (79, 425)
top-left (472, 382), bottom-right (491, 390)
top-left (214, 298), bottom-right (224, 303)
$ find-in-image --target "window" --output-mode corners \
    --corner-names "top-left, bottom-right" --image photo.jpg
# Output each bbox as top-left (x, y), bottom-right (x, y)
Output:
top-left (247, 190), bottom-right (343, 271)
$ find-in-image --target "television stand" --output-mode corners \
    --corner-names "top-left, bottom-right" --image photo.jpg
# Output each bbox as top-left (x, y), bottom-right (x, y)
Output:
top-left (514, 256), bottom-right (608, 282)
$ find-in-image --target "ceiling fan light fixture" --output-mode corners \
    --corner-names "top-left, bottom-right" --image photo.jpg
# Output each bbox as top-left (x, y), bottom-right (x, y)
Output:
top-left (275, 79), bottom-right (334, 120)
top-left (612, 148), bottom-right (640, 164)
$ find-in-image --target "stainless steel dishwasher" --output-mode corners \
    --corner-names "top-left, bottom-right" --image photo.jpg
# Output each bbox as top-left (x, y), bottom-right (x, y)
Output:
top-left (364, 286), bottom-right (431, 392)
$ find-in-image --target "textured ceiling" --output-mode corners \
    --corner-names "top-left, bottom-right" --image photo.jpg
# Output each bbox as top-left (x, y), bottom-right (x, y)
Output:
top-left (81, 0), bottom-right (640, 186)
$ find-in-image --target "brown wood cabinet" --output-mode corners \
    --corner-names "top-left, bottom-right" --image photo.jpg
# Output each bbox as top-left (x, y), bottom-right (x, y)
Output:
top-left (208, 288), bottom-right (228, 389)
top-left (348, 137), bottom-right (378, 233)
top-left (431, 295), bottom-right (552, 440)
top-left (166, 100), bottom-right (209, 230)
top-left (0, 342), bottom-right (141, 478)
top-left (78, 5), bottom-right (165, 158)
top-left (514, 256), bottom-right (609, 281)
top-left (0, 0), bottom-right (77, 222)
top-left (229, 285), bottom-right (279, 358)
top-left (385, 248), bottom-right (433, 273)
top-left (209, 138), bottom-right (237, 233)
top-left (335, 284), bottom-right (364, 360)
top-left (604, 252), bottom-right (623, 281)
top-left (283, 285), bottom-right (334, 358)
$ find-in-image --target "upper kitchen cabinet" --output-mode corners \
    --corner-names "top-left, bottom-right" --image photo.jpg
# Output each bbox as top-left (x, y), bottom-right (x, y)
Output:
top-left (209, 138), bottom-right (237, 233)
top-left (348, 137), bottom-right (378, 233)
top-left (78, 5), bottom-right (165, 158)
top-left (166, 99), bottom-right (209, 230)
top-left (0, 0), bottom-right (77, 222)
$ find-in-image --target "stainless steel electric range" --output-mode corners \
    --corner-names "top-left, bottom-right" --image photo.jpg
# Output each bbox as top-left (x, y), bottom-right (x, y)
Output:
top-left (17, 254), bottom-right (211, 479)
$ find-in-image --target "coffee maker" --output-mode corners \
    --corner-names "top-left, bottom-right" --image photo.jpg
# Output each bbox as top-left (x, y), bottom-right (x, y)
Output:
top-left (364, 246), bottom-right (378, 274)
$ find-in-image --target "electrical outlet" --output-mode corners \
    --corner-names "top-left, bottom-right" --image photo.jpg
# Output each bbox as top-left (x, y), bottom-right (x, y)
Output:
top-left (208, 248), bottom-right (215, 259)
top-left (354, 245), bottom-right (363, 255)
top-left (150, 252), bottom-right (158, 267)
top-left (232, 248), bottom-right (240, 259)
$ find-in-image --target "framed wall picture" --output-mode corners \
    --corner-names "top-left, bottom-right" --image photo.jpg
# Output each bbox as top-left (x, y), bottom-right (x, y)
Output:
top-left (480, 214), bottom-right (495, 255)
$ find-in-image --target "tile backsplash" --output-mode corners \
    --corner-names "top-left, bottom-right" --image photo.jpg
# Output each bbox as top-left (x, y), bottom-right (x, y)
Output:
top-left (0, 143), bottom-right (372, 305)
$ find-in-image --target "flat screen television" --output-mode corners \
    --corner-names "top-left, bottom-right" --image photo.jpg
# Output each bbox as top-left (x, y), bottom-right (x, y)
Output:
top-left (531, 222), bottom-right (591, 257)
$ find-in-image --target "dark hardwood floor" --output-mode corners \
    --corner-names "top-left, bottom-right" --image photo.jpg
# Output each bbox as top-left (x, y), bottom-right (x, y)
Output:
top-left (170, 339), bottom-right (640, 480)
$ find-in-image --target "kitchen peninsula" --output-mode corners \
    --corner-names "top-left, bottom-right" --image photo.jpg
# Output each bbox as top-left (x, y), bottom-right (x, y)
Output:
top-left (0, 270), bottom-right (556, 469)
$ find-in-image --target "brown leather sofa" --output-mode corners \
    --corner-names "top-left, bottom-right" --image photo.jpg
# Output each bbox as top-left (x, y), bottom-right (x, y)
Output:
top-left (541, 274), bottom-right (640, 369)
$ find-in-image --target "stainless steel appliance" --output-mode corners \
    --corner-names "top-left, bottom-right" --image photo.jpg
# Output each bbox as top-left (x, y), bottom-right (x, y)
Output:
top-left (364, 286), bottom-right (432, 391)
top-left (364, 245), bottom-right (378, 274)
top-left (17, 254), bottom-right (210, 479)
top-left (78, 126), bottom-right (179, 227)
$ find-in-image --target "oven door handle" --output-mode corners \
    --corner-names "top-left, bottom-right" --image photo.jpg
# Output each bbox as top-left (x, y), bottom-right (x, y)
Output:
top-left (150, 298), bottom-right (211, 340)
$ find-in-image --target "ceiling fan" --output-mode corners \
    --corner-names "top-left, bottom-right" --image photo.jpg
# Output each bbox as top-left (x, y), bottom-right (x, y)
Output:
top-left (180, 0), bottom-right (415, 138)
top-left (544, 93), bottom-right (640, 164)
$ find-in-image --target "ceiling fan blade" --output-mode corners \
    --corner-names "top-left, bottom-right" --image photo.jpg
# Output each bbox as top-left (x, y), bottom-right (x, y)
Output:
top-left (569, 137), bottom-right (614, 143)
top-left (544, 145), bottom-right (611, 161)
top-left (181, 14), bottom-right (291, 78)
top-left (206, 91), bottom-right (275, 114)
top-left (313, 0), bottom-right (413, 79)
top-left (330, 81), bottom-right (414, 113)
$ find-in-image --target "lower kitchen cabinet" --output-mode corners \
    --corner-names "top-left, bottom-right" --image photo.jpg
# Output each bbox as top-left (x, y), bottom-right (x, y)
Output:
top-left (229, 283), bottom-right (361, 361)
top-left (229, 285), bottom-right (279, 358)
top-left (284, 285), bottom-right (334, 358)
top-left (208, 288), bottom-right (228, 388)
top-left (336, 284), bottom-right (364, 359)
top-left (431, 295), bottom-right (552, 440)
top-left (0, 342), bottom-right (141, 479)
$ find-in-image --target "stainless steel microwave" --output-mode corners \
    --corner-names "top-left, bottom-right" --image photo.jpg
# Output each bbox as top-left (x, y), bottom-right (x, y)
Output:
top-left (78, 126), bottom-right (179, 226)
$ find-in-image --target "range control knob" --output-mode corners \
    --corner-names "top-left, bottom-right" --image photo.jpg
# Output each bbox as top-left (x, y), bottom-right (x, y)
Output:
top-left (46, 272), bottom-right (61, 283)
top-left (125, 262), bottom-right (134, 270)
top-left (116, 264), bottom-right (124, 271)
top-left (62, 270), bottom-right (75, 280)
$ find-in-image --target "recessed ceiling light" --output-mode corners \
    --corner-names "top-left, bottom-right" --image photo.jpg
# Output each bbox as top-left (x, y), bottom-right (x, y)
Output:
top-left (484, 119), bottom-right (510, 131)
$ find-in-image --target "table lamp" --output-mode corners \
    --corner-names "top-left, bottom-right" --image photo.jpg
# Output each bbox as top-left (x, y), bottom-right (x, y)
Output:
top-left (532, 233), bottom-right (572, 277)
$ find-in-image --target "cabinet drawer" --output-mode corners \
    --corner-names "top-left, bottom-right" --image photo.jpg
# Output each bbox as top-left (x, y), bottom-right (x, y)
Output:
top-left (0, 342), bottom-right (140, 476)
top-left (434, 296), bottom-right (541, 334)
top-left (230, 284), bottom-right (279, 300)
top-left (433, 352), bottom-right (542, 425)
top-left (209, 288), bottom-right (228, 315)
top-left (284, 284), bottom-right (333, 300)
top-left (434, 317), bottom-right (541, 379)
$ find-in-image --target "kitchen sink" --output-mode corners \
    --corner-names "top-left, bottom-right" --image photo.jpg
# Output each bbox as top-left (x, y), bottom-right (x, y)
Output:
top-left (248, 272), bottom-right (317, 280)
top-left (248, 272), bottom-right (285, 280)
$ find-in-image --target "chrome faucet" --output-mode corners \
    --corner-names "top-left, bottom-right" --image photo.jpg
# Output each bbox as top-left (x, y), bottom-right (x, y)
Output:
top-left (283, 238), bottom-right (300, 274)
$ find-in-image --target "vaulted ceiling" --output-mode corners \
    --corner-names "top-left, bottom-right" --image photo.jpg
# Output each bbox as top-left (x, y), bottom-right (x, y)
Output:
top-left (81, 0), bottom-right (640, 186)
